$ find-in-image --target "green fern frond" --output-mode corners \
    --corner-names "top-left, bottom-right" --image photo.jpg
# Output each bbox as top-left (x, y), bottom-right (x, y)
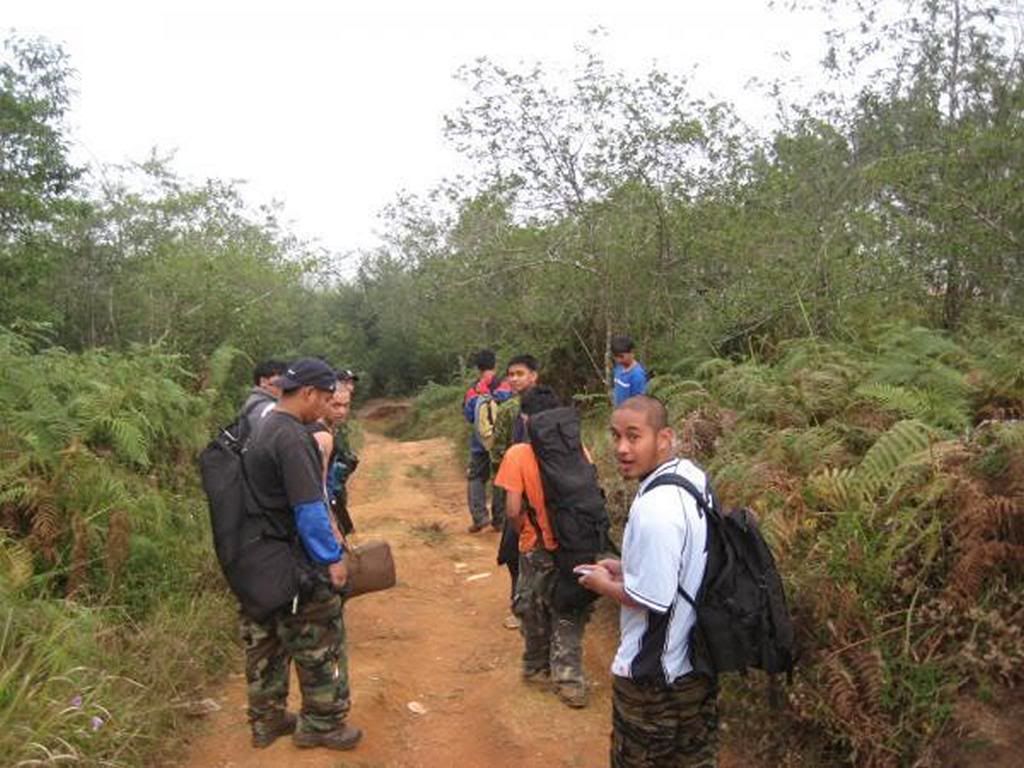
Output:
top-left (696, 358), bottom-right (734, 382)
top-left (103, 417), bottom-right (151, 468)
top-left (205, 344), bottom-right (249, 393)
top-left (780, 426), bottom-right (847, 474)
top-left (808, 466), bottom-right (858, 508)
top-left (855, 419), bottom-right (935, 500)
top-left (0, 535), bottom-right (33, 592)
top-left (648, 375), bottom-right (710, 415)
top-left (856, 383), bottom-right (930, 420)
top-left (992, 422), bottom-right (1024, 450)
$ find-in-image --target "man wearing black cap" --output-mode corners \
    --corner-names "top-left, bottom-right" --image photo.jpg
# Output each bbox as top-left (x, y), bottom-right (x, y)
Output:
top-left (239, 358), bottom-right (363, 752)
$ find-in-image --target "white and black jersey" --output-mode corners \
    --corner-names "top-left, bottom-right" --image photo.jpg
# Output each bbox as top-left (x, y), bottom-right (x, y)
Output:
top-left (611, 458), bottom-right (710, 686)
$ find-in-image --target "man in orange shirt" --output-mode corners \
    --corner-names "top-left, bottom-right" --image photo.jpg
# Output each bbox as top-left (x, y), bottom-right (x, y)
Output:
top-left (494, 386), bottom-right (590, 708)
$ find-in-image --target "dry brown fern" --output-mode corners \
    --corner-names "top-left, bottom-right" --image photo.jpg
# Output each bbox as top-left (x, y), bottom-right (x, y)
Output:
top-left (66, 513), bottom-right (90, 598)
top-left (947, 541), bottom-right (1024, 607)
top-left (105, 508), bottom-right (131, 590)
top-left (823, 658), bottom-right (861, 724)
top-left (821, 655), bottom-right (898, 768)
top-left (848, 648), bottom-right (885, 717)
top-left (986, 495), bottom-right (1024, 543)
top-left (974, 399), bottom-right (1024, 424)
top-left (29, 492), bottom-right (61, 564)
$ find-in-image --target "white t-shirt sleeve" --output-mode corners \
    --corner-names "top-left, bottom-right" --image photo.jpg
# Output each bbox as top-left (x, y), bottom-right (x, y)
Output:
top-left (622, 496), bottom-right (688, 613)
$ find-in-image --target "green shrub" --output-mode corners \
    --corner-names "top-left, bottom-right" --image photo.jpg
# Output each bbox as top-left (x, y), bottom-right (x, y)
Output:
top-left (0, 329), bottom-right (237, 766)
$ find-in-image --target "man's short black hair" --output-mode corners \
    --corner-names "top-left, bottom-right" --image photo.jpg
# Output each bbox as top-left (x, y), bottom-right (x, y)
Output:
top-left (520, 385), bottom-right (561, 416)
top-left (474, 349), bottom-right (496, 371)
top-left (253, 359), bottom-right (287, 385)
top-left (615, 394), bottom-right (668, 430)
top-left (506, 354), bottom-right (538, 372)
top-left (610, 335), bottom-right (635, 355)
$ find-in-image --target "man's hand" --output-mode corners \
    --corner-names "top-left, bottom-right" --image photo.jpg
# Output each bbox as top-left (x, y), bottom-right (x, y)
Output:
top-left (328, 559), bottom-right (348, 590)
top-left (596, 558), bottom-right (623, 580)
top-left (577, 564), bottom-right (613, 593)
top-left (578, 561), bottom-right (640, 608)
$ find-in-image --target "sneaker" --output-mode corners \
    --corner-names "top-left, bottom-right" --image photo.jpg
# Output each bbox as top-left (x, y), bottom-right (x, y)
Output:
top-left (556, 683), bottom-right (589, 709)
top-left (502, 614), bottom-right (521, 630)
top-left (251, 711), bottom-right (297, 749)
top-left (467, 522), bottom-right (488, 533)
top-left (293, 723), bottom-right (363, 751)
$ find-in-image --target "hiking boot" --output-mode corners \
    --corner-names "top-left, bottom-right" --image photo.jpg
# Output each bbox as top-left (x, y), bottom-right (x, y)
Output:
top-left (293, 723), bottom-right (363, 751)
top-left (503, 614), bottom-right (521, 630)
top-left (467, 521), bottom-right (488, 533)
top-left (556, 683), bottom-right (589, 709)
top-left (522, 668), bottom-right (551, 687)
top-left (251, 711), bottom-right (297, 748)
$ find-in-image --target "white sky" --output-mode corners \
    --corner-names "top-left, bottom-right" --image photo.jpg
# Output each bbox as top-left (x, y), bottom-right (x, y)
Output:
top-left (6, 1), bottom-right (832, 256)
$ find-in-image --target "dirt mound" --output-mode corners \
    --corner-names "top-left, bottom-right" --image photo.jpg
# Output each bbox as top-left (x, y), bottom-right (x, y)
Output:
top-left (360, 399), bottom-right (412, 423)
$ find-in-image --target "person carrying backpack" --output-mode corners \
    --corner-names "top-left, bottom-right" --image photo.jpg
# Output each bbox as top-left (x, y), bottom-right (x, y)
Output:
top-left (579, 395), bottom-right (717, 767)
top-left (494, 386), bottom-right (592, 709)
top-left (237, 358), bottom-right (363, 752)
top-left (238, 359), bottom-right (286, 439)
top-left (490, 354), bottom-right (540, 630)
top-left (463, 349), bottom-right (512, 533)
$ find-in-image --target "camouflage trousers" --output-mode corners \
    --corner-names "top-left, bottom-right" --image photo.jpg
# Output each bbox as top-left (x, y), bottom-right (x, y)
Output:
top-left (611, 673), bottom-right (719, 768)
top-left (514, 548), bottom-right (589, 691)
top-left (239, 585), bottom-right (350, 740)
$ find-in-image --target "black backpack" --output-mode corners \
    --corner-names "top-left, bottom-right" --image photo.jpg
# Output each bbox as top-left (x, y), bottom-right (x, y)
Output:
top-left (642, 473), bottom-right (795, 681)
top-left (199, 412), bottom-right (313, 622)
top-left (527, 406), bottom-right (612, 613)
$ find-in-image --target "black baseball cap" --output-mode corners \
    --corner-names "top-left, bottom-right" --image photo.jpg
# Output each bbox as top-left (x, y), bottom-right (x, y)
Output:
top-left (337, 368), bottom-right (360, 382)
top-left (274, 358), bottom-right (338, 392)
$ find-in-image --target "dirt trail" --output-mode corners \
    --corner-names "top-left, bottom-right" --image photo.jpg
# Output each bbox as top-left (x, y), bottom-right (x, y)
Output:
top-left (180, 416), bottom-right (622, 768)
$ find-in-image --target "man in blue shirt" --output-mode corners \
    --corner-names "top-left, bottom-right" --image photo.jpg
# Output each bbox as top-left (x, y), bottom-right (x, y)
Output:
top-left (611, 335), bottom-right (648, 406)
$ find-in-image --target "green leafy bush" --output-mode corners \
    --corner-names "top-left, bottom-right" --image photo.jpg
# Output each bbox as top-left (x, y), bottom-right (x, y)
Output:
top-left (0, 329), bottom-right (235, 766)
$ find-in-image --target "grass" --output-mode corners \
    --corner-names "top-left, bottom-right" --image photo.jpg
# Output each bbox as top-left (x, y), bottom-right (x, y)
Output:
top-left (409, 521), bottom-right (450, 547)
top-left (405, 463), bottom-right (437, 480)
top-left (0, 590), bottom-right (236, 766)
top-left (389, 381), bottom-right (468, 445)
top-left (368, 463), bottom-right (392, 485)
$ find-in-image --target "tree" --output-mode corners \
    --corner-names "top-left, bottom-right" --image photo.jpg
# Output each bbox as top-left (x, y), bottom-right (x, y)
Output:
top-left (443, 48), bottom-right (738, 392)
top-left (0, 34), bottom-right (83, 326)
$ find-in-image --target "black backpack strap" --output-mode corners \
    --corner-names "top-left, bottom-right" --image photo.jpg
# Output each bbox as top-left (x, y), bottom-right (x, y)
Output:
top-left (640, 473), bottom-right (713, 516)
top-left (242, 396), bottom-right (269, 418)
top-left (225, 396), bottom-right (274, 444)
top-left (639, 472), bottom-right (715, 606)
top-left (521, 497), bottom-right (545, 543)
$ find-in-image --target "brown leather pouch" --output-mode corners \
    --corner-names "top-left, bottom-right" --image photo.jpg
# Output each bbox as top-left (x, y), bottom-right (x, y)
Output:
top-left (344, 540), bottom-right (396, 598)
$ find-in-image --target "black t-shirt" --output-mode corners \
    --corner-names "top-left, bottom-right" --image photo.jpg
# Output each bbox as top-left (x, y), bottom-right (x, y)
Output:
top-left (244, 410), bottom-right (324, 533)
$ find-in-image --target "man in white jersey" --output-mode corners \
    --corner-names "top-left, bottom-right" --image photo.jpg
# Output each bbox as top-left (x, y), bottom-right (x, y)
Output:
top-left (578, 395), bottom-right (718, 767)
